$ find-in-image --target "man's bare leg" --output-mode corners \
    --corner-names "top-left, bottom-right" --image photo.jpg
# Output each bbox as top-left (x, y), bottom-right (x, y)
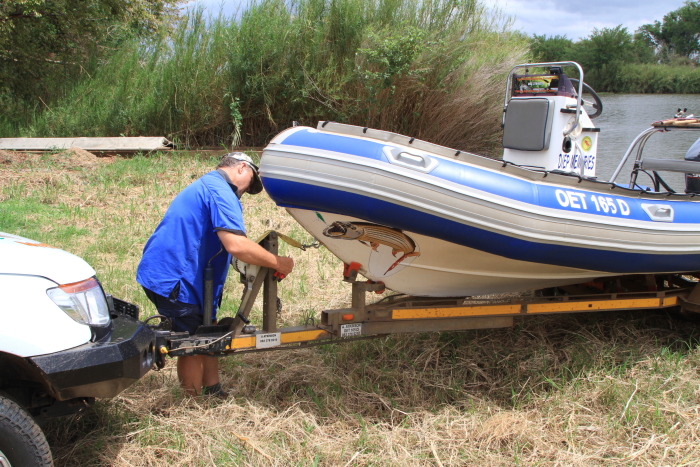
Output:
top-left (202, 356), bottom-right (220, 387)
top-left (176, 355), bottom-right (220, 396)
top-left (177, 355), bottom-right (204, 395)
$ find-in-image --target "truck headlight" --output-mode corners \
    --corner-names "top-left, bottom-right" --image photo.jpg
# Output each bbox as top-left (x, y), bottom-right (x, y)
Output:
top-left (47, 277), bottom-right (111, 327)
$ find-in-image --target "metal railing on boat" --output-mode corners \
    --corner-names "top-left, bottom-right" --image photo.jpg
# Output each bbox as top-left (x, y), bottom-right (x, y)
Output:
top-left (610, 122), bottom-right (700, 188)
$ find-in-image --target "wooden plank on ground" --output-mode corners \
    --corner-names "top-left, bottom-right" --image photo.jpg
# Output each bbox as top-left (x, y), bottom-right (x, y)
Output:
top-left (0, 137), bottom-right (173, 152)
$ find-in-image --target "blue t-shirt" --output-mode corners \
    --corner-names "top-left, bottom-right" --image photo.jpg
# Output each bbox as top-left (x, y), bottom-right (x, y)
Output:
top-left (136, 170), bottom-right (246, 316)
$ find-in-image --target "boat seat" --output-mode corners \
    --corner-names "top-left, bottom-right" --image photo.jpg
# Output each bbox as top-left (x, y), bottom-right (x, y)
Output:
top-left (502, 98), bottom-right (555, 151)
top-left (637, 158), bottom-right (700, 173)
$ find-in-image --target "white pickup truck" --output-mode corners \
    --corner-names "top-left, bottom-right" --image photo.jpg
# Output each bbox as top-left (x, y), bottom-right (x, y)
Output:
top-left (0, 232), bottom-right (157, 467)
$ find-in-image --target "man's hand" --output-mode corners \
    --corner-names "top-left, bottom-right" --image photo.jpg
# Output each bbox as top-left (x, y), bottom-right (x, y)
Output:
top-left (274, 255), bottom-right (294, 276)
top-left (217, 230), bottom-right (294, 276)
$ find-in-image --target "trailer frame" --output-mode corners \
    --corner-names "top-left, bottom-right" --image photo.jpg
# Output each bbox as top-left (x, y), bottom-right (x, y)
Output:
top-left (152, 233), bottom-right (700, 366)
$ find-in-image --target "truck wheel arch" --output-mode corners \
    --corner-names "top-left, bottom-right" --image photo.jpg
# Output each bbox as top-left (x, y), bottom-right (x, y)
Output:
top-left (0, 351), bottom-right (54, 389)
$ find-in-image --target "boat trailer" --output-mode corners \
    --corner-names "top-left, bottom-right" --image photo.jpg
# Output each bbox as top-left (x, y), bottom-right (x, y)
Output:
top-left (150, 233), bottom-right (700, 367)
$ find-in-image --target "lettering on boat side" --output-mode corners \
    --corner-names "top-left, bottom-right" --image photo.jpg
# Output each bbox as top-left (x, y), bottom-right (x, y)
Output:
top-left (555, 189), bottom-right (631, 216)
top-left (557, 153), bottom-right (595, 171)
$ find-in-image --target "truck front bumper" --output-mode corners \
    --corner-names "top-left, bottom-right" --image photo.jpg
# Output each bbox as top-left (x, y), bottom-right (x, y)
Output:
top-left (28, 314), bottom-right (156, 400)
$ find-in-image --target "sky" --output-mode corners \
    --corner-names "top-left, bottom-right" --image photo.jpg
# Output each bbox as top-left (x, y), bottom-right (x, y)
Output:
top-left (486, 0), bottom-right (688, 41)
top-left (186, 0), bottom-right (688, 41)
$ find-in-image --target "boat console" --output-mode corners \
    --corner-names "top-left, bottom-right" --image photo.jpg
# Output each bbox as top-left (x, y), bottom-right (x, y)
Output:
top-left (501, 62), bottom-right (601, 178)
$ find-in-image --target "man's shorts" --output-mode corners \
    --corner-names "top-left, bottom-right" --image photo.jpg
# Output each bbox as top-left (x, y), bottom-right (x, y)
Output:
top-left (142, 287), bottom-right (203, 335)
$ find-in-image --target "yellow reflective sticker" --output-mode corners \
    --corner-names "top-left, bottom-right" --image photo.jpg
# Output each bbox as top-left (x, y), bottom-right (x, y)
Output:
top-left (581, 136), bottom-right (593, 152)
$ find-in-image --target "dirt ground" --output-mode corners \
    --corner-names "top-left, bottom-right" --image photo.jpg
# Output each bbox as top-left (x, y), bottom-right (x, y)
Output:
top-left (0, 148), bottom-right (106, 169)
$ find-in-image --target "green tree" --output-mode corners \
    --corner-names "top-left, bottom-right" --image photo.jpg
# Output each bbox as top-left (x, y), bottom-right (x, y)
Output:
top-left (563, 26), bottom-right (655, 91)
top-left (529, 28), bottom-right (653, 84)
top-left (530, 34), bottom-right (574, 62)
top-left (631, 30), bottom-right (656, 64)
top-left (0, 0), bottom-right (181, 100)
top-left (571, 26), bottom-right (635, 71)
top-left (639, 0), bottom-right (700, 60)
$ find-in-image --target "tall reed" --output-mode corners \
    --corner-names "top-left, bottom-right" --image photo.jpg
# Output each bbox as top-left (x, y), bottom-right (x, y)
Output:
top-left (16, 0), bottom-right (527, 153)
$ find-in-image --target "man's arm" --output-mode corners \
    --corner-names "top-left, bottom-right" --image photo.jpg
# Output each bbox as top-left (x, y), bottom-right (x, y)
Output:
top-left (216, 231), bottom-right (294, 275)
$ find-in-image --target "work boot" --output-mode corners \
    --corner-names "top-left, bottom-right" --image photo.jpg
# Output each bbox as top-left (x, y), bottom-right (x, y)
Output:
top-left (203, 382), bottom-right (229, 399)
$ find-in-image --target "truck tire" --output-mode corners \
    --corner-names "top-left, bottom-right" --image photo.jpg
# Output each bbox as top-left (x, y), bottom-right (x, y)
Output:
top-left (0, 394), bottom-right (53, 467)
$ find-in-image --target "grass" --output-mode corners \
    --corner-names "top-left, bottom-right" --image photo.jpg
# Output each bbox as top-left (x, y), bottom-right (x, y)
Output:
top-left (2, 0), bottom-right (528, 155)
top-left (3, 150), bottom-right (700, 465)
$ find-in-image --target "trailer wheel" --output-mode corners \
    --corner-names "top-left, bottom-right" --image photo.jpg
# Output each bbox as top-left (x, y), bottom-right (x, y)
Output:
top-left (0, 394), bottom-right (53, 467)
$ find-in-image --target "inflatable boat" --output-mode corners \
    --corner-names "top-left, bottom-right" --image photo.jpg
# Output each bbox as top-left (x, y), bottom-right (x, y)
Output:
top-left (260, 62), bottom-right (700, 297)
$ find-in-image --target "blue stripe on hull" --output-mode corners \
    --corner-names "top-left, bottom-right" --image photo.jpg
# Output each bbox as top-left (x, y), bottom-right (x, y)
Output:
top-left (279, 129), bottom-right (700, 224)
top-left (263, 177), bottom-right (700, 274)
top-left (282, 129), bottom-right (539, 202)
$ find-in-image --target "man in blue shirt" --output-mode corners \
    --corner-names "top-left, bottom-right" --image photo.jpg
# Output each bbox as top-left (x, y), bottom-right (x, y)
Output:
top-left (137, 153), bottom-right (294, 397)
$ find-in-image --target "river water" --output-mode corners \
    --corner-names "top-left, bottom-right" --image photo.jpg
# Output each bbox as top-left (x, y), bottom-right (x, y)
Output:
top-left (594, 93), bottom-right (700, 191)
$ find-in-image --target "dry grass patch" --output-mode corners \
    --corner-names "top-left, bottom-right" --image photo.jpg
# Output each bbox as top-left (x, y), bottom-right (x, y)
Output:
top-left (44, 338), bottom-right (700, 466)
top-left (44, 312), bottom-right (700, 466)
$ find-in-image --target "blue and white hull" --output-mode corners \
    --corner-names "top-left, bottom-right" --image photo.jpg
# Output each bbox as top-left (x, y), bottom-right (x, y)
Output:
top-left (261, 123), bottom-right (700, 297)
